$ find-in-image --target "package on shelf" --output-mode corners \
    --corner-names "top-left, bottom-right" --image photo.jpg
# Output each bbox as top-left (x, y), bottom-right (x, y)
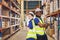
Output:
top-left (10, 12), bottom-right (12, 17)
top-left (53, 0), bottom-right (58, 12)
top-left (16, 19), bottom-right (18, 24)
top-left (55, 0), bottom-right (59, 11)
top-left (2, 28), bottom-right (10, 37)
top-left (46, 2), bottom-right (50, 15)
top-left (50, 1), bottom-right (54, 13)
top-left (43, 7), bottom-right (48, 15)
top-left (15, 14), bottom-right (17, 18)
top-left (10, 12), bottom-right (15, 17)
top-left (2, 19), bottom-right (10, 28)
top-left (41, 15), bottom-right (45, 21)
top-left (18, 15), bottom-right (20, 18)
top-left (12, 26), bottom-right (15, 31)
top-left (12, 13), bottom-right (15, 17)
top-left (51, 17), bottom-right (54, 23)
top-left (49, 28), bottom-right (55, 36)
top-left (10, 26), bottom-right (14, 34)
top-left (46, 26), bottom-right (55, 36)
top-left (46, 17), bottom-right (50, 23)
top-left (2, 9), bottom-right (9, 16)
top-left (11, 19), bottom-right (15, 25)
top-left (2, 21), bottom-right (5, 28)
top-left (15, 14), bottom-right (20, 18)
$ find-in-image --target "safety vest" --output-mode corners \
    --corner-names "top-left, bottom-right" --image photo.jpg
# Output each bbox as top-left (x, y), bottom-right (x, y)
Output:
top-left (26, 20), bottom-right (37, 39)
top-left (34, 18), bottom-right (45, 35)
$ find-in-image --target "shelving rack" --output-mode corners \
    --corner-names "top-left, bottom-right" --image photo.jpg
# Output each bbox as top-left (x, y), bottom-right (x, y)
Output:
top-left (0, 0), bottom-right (21, 40)
top-left (41, 0), bottom-right (60, 40)
top-left (46, 0), bottom-right (60, 40)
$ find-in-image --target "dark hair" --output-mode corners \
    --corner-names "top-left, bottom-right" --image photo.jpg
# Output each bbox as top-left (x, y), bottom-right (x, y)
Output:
top-left (29, 13), bottom-right (34, 17)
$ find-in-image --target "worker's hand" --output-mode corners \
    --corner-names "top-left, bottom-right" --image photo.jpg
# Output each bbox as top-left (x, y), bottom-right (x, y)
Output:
top-left (43, 23), bottom-right (48, 28)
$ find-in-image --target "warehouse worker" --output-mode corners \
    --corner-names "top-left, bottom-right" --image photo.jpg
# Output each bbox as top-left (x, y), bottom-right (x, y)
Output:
top-left (26, 12), bottom-right (37, 40)
top-left (34, 8), bottom-right (48, 40)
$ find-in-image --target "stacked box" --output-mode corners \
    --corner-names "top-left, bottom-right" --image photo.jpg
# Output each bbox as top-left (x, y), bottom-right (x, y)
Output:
top-left (2, 10), bottom-right (9, 16)
top-left (2, 19), bottom-right (10, 28)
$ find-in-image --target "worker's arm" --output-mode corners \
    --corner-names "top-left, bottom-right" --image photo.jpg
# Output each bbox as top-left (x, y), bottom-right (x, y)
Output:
top-left (34, 18), bottom-right (48, 28)
top-left (38, 22), bottom-right (49, 28)
top-left (27, 20), bottom-right (33, 31)
top-left (38, 22), bottom-right (48, 28)
top-left (38, 22), bottom-right (44, 27)
top-left (34, 18), bottom-right (44, 28)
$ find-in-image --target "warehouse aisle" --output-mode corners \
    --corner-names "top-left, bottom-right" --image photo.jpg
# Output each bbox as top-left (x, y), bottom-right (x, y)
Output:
top-left (7, 27), bottom-right (54, 40)
top-left (8, 29), bottom-right (27, 40)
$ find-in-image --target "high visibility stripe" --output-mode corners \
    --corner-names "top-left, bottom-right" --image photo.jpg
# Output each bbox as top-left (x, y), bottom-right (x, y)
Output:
top-left (33, 18), bottom-right (45, 35)
top-left (27, 34), bottom-right (36, 36)
top-left (26, 17), bottom-right (45, 39)
top-left (26, 20), bottom-right (37, 39)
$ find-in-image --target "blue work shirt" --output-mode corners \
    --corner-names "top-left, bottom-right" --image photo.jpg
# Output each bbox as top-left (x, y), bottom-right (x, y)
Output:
top-left (34, 17), bottom-right (45, 36)
top-left (28, 19), bottom-right (33, 29)
top-left (28, 17), bottom-right (43, 29)
top-left (34, 18), bottom-right (40, 25)
top-left (34, 17), bottom-right (43, 25)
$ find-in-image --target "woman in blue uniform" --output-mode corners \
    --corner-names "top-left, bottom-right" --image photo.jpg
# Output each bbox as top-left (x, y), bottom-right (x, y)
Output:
top-left (26, 12), bottom-right (36, 40)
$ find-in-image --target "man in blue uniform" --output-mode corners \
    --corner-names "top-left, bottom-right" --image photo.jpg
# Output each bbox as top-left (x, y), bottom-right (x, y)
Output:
top-left (34, 8), bottom-right (48, 40)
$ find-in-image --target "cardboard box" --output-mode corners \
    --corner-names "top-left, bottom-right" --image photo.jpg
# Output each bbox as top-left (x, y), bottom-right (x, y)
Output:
top-left (49, 28), bottom-right (54, 36)
top-left (2, 10), bottom-right (9, 16)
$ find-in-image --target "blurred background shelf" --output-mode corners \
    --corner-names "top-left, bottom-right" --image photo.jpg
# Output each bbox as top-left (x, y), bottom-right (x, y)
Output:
top-left (0, 0), bottom-right (21, 40)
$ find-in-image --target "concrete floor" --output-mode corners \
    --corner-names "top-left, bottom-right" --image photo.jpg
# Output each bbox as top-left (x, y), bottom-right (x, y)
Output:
top-left (7, 28), bottom-right (54, 40)
top-left (8, 29), bottom-right (27, 40)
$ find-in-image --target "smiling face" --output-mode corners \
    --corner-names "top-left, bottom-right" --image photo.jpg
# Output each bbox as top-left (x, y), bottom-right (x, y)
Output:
top-left (35, 11), bottom-right (42, 17)
top-left (28, 14), bottom-right (33, 20)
